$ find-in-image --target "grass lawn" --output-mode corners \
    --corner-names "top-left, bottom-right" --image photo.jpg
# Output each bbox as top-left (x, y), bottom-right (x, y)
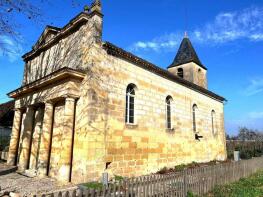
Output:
top-left (203, 170), bottom-right (263, 197)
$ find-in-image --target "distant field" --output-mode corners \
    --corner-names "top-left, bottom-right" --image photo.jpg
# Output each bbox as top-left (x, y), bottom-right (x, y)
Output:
top-left (203, 170), bottom-right (263, 197)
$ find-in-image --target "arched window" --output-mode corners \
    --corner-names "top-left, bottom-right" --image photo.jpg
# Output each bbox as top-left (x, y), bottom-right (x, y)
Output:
top-left (192, 104), bottom-right (198, 133)
top-left (87, 89), bottom-right (97, 105)
top-left (125, 84), bottom-right (136, 124)
top-left (177, 68), bottom-right (184, 78)
top-left (166, 96), bottom-right (173, 129)
top-left (211, 110), bottom-right (216, 135)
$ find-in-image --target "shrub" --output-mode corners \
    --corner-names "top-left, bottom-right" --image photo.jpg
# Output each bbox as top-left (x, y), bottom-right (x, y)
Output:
top-left (157, 167), bottom-right (168, 174)
top-left (187, 191), bottom-right (197, 197)
top-left (114, 175), bottom-right (124, 182)
top-left (175, 164), bottom-right (187, 171)
top-left (240, 149), bottom-right (253, 160)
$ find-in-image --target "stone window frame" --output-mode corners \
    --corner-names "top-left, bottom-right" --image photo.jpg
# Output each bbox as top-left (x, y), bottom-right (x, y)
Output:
top-left (125, 83), bottom-right (137, 125)
top-left (192, 104), bottom-right (198, 133)
top-left (177, 68), bottom-right (184, 78)
top-left (211, 110), bottom-right (216, 136)
top-left (165, 96), bottom-right (173, 130)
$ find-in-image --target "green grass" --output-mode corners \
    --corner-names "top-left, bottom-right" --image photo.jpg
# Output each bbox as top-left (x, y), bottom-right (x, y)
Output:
top-left (203, 170), bottom-right (263, 197)
top-left (82, 182), bottom-right (103, 189)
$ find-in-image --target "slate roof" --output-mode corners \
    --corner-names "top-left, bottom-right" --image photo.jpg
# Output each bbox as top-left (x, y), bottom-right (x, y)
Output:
top-left (103, 42), bottom-right (225, 102)
top-left (168, 37), bottom-right (207, 70)
top-left (0, 100), bottom-right (14, 127)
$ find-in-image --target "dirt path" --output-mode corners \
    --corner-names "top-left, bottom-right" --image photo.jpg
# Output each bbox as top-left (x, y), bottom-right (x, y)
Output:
top-left (0, 172), bottom-right (76, 196)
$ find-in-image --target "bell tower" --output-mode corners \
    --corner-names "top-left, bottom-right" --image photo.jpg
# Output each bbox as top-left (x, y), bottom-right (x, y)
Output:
top-left (168, 33), bottom-right (207, 89)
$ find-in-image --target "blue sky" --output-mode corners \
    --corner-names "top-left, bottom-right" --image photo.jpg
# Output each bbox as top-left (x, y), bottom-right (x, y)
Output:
top-left (0, 0), bottom-right (263, 135)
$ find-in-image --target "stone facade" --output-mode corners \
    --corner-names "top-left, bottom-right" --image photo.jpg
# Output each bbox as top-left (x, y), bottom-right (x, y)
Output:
top-left (168, 62), bottom-right (207, 89)
top-left (7, 1), bottom-right (227, 183)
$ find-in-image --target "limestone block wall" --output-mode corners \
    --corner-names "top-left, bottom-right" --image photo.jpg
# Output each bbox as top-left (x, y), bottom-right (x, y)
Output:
top-left (168, 62), bottom-right (207, 89)
top-left (193, 64), bottom-right (207, 89)
top-left (71, 45), bottom-right (227, 183)
top-left (168, 63), bottom-right (194, 82)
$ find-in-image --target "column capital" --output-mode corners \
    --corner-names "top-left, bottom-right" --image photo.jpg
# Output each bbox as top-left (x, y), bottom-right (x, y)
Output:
top-left (64, 94), bottom-right (79, 100)
top-left (65, 97), bottom-right (77, 102)
top-left (14, 108), bottom-right (23, 112)
top-left (44, 102), bottom-right (54, 107)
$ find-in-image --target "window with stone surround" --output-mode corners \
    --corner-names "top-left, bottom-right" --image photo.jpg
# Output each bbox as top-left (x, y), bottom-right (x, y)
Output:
top-left (192, 104), bottom-right (198, 133)
top-left (125, 84), bottom-right (136, 124)
top-left (177, 68), bottom-right (184, 78)
top-left (87, 89), bottom-right (97, 105)
top-left (211, 110), bottom-right (216, 135)
top-left (166, 96), bottom-right (173, 129)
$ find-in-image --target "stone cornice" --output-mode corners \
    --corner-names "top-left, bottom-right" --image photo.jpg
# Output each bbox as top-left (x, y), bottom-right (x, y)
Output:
top-left (32, 25), bottom-right (61, 51)
top-left (167, 60), bottom-right (207, 70)
top-left (103, 42), bottom-right (226, 102)
top-left (8, 67), bottom-right (86, 99)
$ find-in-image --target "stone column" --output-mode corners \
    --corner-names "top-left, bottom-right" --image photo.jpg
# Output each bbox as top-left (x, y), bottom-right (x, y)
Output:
top-left (29, 107), bottom-right (44, 170)
top-left (7, 109), bottom-right (22, 166)
top-left (37, 102), bottom-right (54, 177)
top-left (58, 97), bottom-right (76, 182)
top-left (18, 106), bottom-right (35, 171)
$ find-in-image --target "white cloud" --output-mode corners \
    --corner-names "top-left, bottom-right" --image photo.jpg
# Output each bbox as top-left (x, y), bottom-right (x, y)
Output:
top-left (0, 35), bottom-right (22, 62)
top-left (250, 34), bottom-right (263, 40)
top-left (129, 6), bottom-right (263, 52)
top-left (248, 111), bottom-right (263, 119)
top-left (243, 78), bottom-right (263, 96)
top-left (195, 6), bottom-right (263, 44)
top-left (130, 33), bottom-right (181, 52)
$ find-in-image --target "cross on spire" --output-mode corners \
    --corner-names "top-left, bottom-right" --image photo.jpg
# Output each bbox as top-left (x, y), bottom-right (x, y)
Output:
top-left (93, 0), bottom-right (101, 6)
top-left (91, 0), bottom-right (102, 13)
top-left (184, 31), bottom-right (188, 38)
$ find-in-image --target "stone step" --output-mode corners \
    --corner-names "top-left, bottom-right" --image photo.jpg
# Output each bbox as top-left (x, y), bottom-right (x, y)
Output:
top-left (21, 169), bottom-right (37, 178)
top-left (0, 163), bottom-right (18, 176)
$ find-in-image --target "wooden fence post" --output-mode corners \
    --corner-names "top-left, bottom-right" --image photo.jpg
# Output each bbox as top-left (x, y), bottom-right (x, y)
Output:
top-left (183, 169), bottom-right (187, 196)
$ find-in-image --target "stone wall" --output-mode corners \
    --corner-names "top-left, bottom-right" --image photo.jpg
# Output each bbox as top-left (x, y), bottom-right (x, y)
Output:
top-left (71, 44), bottom-right (226, 183)
top-left (168, 62), bottom-right (207, 89)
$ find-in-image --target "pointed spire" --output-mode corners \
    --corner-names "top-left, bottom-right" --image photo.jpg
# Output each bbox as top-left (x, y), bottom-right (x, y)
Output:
top-left (168, 36), bottom-right (207, 70)
top-left (91, 0), bottom-right (102, 13)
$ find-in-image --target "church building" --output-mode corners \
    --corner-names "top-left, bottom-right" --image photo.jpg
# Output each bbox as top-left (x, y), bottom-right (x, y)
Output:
top-left (7, 0), bottom-right (227, 183)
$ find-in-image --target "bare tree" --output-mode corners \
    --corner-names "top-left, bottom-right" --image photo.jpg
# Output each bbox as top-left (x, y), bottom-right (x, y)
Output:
top-left (237, 127), bottom-right (263, 141)
top-left (0, 0), bottom-right (81, 52)
top-left (0, 0), bottom-right (42, 49)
